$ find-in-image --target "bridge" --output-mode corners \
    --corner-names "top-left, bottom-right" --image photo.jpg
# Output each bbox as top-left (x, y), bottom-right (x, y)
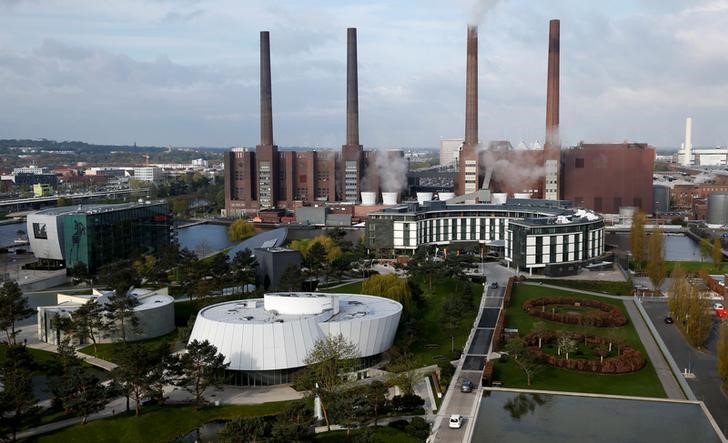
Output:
top-left (0, 188), bottom-right (150, 212)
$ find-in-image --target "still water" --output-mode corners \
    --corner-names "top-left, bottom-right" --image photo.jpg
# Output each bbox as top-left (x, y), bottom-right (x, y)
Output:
top-left (471, 391), bottom-right (722, 443)
top-left (176, 224), bottom-right (237, 256)
top-left (607, 233), bottom-right (701, 261)
top-left (0, 222), bottom-right (27, 247)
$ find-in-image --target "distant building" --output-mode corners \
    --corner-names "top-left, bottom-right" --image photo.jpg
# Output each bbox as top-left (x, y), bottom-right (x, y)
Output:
top-left (132, 167), bottom-right (163, 182)
top-left (27, 202), bottom-right (172, 272)
top-left (33, 183), bottom-right (52, 197)
top-left (254, 247), bottom-right (302, 291)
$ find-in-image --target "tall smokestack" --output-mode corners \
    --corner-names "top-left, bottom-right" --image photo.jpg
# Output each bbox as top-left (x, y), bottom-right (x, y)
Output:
top-left (260, 31), bottom-right (273, 147)
top-left (465, 25), bottom-right (478, 147)
top-left (544, 19), bottom-right (560, 200)
top-left (457, 25), bottom-right (481, 197)
top-left (683, 117), bottom-right (693, 166)
top-left (341, 28), bottom-right (363, 202)
top-left (346, 27), bottom-right (360, 147)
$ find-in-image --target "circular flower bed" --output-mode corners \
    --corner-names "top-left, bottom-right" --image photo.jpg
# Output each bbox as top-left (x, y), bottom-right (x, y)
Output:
top-left (524, 331), bottom-right (644, 374)
top-left (522, 296), bottom-right (627, 327)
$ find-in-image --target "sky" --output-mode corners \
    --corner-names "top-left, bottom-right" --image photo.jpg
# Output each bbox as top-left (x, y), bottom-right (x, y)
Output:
top-left (0, 0), bottom-right (727, 149)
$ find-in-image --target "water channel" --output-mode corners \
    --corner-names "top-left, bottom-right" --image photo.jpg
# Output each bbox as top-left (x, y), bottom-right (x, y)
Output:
top-left (607, 232), bottom-right (702, 261)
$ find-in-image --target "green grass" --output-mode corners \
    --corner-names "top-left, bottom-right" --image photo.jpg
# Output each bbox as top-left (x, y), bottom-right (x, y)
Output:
top-left (37, 401), bottom-right (291, 443)
top-left (664, 261), bottom-right (728, 274)
top-left (495, 284), bottom-right (666, 398)
top-left (77, 330), bottom-right (179, 364)
top-left (316, 426), bottom-right (424, 443)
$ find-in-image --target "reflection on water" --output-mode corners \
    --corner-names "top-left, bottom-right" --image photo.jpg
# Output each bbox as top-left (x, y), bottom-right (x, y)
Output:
top-left (472, 390), bottom-right (722, 443)
top-left (502, 393), bottom-right (549, 420)
top-left (607, 233), bottom-right (701, 261)
top-left (176, 224), bottom-right (236, 256)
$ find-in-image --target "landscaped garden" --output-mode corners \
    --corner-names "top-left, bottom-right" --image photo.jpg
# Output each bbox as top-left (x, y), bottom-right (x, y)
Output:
top-left (493, 283), bottom-right (666, 398)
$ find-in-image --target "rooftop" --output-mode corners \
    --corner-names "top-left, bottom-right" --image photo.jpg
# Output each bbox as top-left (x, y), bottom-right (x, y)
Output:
top-left (32, 201), bottom-right (166, 217)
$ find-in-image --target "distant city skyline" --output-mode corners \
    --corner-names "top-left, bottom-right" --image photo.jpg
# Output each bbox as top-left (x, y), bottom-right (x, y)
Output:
top-left (1, 1), bottom-right (727, 149)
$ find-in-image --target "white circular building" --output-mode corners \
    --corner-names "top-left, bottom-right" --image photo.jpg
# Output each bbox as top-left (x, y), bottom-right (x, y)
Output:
top-left (188, 292), bottom-right (402, 385)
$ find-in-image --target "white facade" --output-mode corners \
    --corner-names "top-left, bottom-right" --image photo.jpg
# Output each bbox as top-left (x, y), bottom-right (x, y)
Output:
top-left (440, 138), bottom-right (463, 166)
top-left (26, 212), bottom-right (64, 260)
top-left (188, 292), bottom-right (402, 372)
top-left (132, 167), bottom-right (163, 182)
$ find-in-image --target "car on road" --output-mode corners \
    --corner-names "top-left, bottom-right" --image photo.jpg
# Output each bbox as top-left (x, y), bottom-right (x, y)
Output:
top-left (713, 302), bottom-right (725, 310)
top-left (461, 380), bottom-right (474, 393)
top-left (449, 414), bottom-right (464, 429)
top-left (664, 316), bottom-right (674, 324)
top-left (490, 282), bottom-right (498, 289)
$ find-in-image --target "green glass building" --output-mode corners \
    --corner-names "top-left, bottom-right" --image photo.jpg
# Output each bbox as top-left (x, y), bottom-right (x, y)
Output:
top-left (27, 202), bottom-right (172, 272)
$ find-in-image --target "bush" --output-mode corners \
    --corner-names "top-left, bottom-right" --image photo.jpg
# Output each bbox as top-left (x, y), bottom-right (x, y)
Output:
top-left (522, 297), bottom-right (627, 327)
top-left (390, 394), bottom-right (425, 413)
top-left (438, 360), bottom-right (455, 379)
top-left (405, 417), bottom-right (430, 439)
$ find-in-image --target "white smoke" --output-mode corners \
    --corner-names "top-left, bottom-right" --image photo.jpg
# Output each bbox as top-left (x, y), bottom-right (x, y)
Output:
top-left (479, 148), bottom-right (545, 194)
top-left (376, 151), bottom-right (408, 192)
top-left (458, 0), bottom-right (502, 25)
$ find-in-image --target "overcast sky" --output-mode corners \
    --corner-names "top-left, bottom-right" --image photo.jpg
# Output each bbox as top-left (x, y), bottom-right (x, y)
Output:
top-left (0, 0), bottom-right (727, 149)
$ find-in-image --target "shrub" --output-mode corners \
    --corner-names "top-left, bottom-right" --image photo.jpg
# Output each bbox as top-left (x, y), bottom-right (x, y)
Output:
top-left (405, 417), bottom-right (430, 439)
top-left (522, 297), bottom-right (627, 327)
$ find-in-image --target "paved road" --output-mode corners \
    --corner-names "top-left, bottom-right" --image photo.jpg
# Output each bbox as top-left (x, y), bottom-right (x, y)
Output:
top-left (643, 300), bottom-right (728, 437)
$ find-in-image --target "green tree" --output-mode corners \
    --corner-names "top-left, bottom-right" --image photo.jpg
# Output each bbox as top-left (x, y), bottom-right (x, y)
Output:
top-left (441, 298), bottom-right (464, 352)
top-left (112, 343), bottom-right (167, 416)
top-left (700, 238), bottom-right (712, 263)
top-left (227, 219), bottom-right (256, 242)
top-left (104, 290), bottom-right (140, 343)
top-left (718, 323), bottom-right (728, 388)
top-left (298, 334), bottom-right (360, 431)
top-left (645, 226), bottom-right (666, 294)
top-left (361, 274), bottom-right (412, 311)
top-left (56, 196), bottom-right (71, 207)
top-left (363, 381), bottom-right (388, 426)
top-left (168, 339), bottom-right (229, 406)
top-left (72, 300), bottom-right (105, 356)
top-left (279, 265), bottom-right (304, 292)
top-left (630, 210), bottom-right (647, 268)
top-left (269, 401), bottom-right (315, 442)
top-left (504, 336), bottom-right (542, 386)
top-left (218, 416), bottom-right (270, 443)
top-left (0, 281), bottom-right (34, 345)
top-left (54, 367), bottom-right (109, 424)
top-left (387, 353), bottom-right (422, 397)
top-left (0, 345), bottom-right (39, 441)
top-left (231, 249), bottom-right (257, 292)
top-left (712, 238), bottom-right (723, 271)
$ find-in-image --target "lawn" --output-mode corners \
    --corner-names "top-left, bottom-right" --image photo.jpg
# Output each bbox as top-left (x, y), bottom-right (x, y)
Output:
top-left (330, 278), bottom-right (483, 367)
top-left (494, 283), bottom-right (666, 398)
top-left (664, 261), bottom-right (728, 274)
top-left (525, 278), bottom-right (633, 295)
top-left (316, 426), bottom-right (424, 442)
top-left (37, 401), bottom-right (291, 443)
top-left (78, 330), bottom-right (180, 364)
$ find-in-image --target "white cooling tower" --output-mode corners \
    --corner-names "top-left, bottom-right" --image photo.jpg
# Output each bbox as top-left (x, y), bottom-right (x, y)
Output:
top-left (361, 192), bottom-right (377, 206)
top-left (438, 192), bottom-right (455, 201)
top-left (382, 192), bottom-right (398, 205)
top-left (492, 193), bottom-right (507, 204)
top-left (514, 193), bottom-right (531, 199)
top-left (416, 192), bottom-right (433, 204)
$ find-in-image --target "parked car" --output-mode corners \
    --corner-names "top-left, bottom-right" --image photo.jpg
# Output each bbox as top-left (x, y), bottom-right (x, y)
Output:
top-left (712, 302), bottom-right (724, 310)
top-left (664, 316), bottom-right (673, 324)
top-left (449, 414), bottom-right (464, 429)
top-left (461, 380), bottom-right (474, 393)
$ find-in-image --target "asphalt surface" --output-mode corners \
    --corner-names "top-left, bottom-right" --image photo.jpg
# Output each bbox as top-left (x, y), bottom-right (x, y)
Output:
top-left (643, 300), bottom-right (728, 437)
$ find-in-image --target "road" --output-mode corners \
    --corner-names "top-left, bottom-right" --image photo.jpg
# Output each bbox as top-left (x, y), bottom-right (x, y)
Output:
top-left (431, 263), bottom-right (513, 443)
top-left (643, 299), bottom-right (728, 437)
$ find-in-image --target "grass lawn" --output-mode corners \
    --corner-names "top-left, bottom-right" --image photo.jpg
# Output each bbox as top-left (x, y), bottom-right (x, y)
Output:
top-left (664, 261), bottom-right (728, 274)
top-left (525, 278), bottom-right (633, 295)
top-left (78, 330), bottom-right (180, 364)
top-left (494, 284), bottom-right (666, 398)
top-left (316, 426), bottom-right (423, 443)
top-left (330, 278), bottom-right (483, 367)
top-left (37, 401), bottom-right (290, 443)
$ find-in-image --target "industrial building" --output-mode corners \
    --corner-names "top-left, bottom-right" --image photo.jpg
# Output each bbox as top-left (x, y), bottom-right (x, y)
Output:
top-left (188, 292), bottom-right (402, 385)
top-left (26, 202), bottom-right (172, 272)
top-left (225, 29), bottom-right (388, 216)
top-left (37, 287), bottom-right (175, 345)
top-left (366, 198), bottom-right (604, 276)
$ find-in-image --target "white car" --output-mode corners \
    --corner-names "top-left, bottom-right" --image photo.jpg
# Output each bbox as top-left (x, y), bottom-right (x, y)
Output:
top-left (449, 414), bottom-right (464, 429)
top-left (713, 302), bottom-right (725, 310)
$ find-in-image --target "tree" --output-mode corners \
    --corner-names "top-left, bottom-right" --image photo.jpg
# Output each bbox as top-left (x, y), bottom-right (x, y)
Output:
top-left (231, 249), bottom-right (257, 292)
top-left (290, 236), bottom-right (343, 264)
top-left (132, 255), bottom-right (159, 284)
top-left (168, 339), bottom-right (229, 406)
top-left (56, 196), bottom-right (71, 207)
top-left (387, 353), bottom-right (422, 397)
top-left (228, 219), bottom-right (256, 242)
top-left (68, 262), bottom-right (93, 287)
top-left (218, 416), bottom-right (270, 443)
top-left (104, 290), bottom-right (140, 343)
top-left (363, 381), bottom-right (388, 426)
top-left (298, 334), bottom-right (360, 431)
top-left (557, 335), bottom-right (577, 360)
top-left (531, 321), bottom-right (547, 349)
top-left (406, 248), bottom-right (438, 290)
top-left (718, 323), bottom-right (728, 388)
top-left (269, 401), bottom-right (315, 442)
top-left (630, 210), bottom-right (646, 268)
top-left (54, 367), bottom-right (109, 424)
top-left (112, 343), bottom-right (168, 416)
top-left (684, 288), bottom-right (713, 348)
top-left (700, 238), bottom-right (712, 263)
top-left (361, 274), bottom-right (412, 311)
top-left (504, 336), bottom-right (542, 386)
top-left (72, 300), bottom-right (105, 356)
top-left (440, 298), bottom-right (463, 353)
top-left (279, 265), bottom-right (304, 292)
top-left (0, 281), bottom-right (34, 345)
top-left (712, 238), bottom-right (723, 271)
top-left (645, 226), bottom-right (666, 294)
top-left (0, 345), bottom-right (39, 441)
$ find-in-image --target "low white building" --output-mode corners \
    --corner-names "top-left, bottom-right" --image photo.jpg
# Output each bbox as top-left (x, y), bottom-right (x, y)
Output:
top-left (188, 292), bottom-right (402, 385)
top-left (37, 287), bottom-right (175, 345)
top-left (132, 167), bottom-right (163, 182)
